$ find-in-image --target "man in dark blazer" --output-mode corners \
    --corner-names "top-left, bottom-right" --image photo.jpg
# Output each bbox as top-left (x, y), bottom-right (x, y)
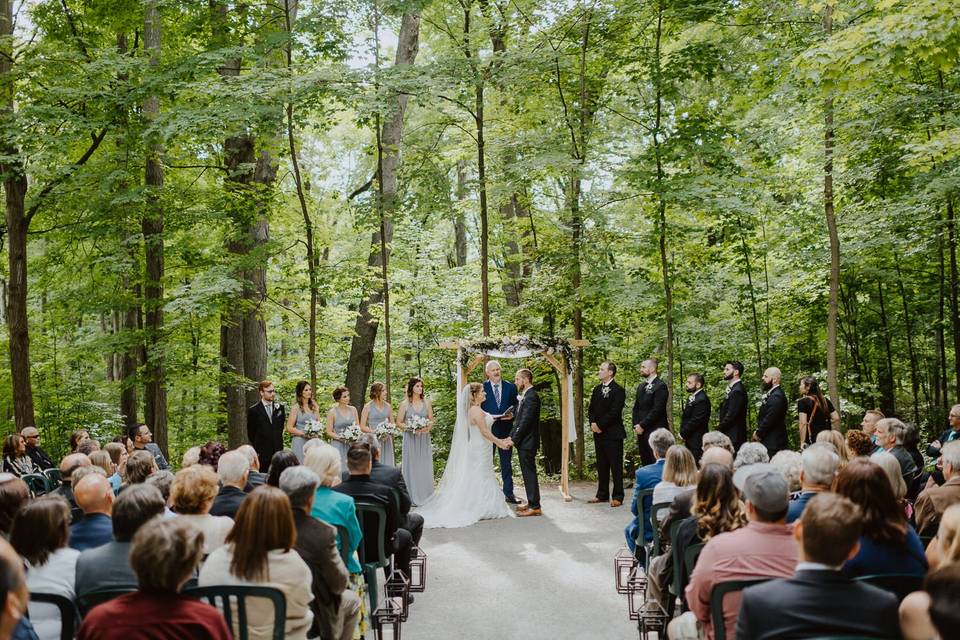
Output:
top-left (588, 362), bottom-right (627, 506)
top-left (927, 403), bottom-right (960, 459)
top-left (679, 373), bottom-right (711, 462)
top-left (334, 445), bottom-right (413, 579)
top-left (20, 426), bottom-right (55, 471)
top-left (280, 465), bottom-right (360, 640)
top-left (209, 451), bottom-right (249, 519)
top-left (246, 380), bottom-right (285, 474)
top-left (718, 360), bottom-right (748, 450)
top-left (481, 360), bottom-right (520, 503)
top-left (754, 367), bottom-right (788, 458)
top-left (632, 358), bottom-right (669, 466)
top-left (736, 492), bottom-right (901, 640)
top-left (75, 484), bottom-right (166, 597)
top-left (508, 369), bottom-right (542, 517)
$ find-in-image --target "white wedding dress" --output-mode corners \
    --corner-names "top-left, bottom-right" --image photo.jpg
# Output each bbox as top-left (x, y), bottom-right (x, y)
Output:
top-left (415, 386), bottom-right (514, 528)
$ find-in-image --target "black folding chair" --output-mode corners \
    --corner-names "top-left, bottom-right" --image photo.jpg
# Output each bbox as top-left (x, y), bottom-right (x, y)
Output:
top-left (709, 578), bottom-right (771, 640)
top-left (28, 592), bottom-right (79, 640)
top-left (21, 473), bottom-right (51, 497)
top-left (853, 573), bottom-right (925, 603)
top-left (355, 500), bottom-right (392, 612)
top-left (77, 588), bottom-right (135, 616)
top-left (184, 585), bottom-right (286, 640)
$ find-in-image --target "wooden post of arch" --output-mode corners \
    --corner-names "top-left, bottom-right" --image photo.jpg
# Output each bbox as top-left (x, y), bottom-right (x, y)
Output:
top-left (541, 351), bottom-right (572, 502)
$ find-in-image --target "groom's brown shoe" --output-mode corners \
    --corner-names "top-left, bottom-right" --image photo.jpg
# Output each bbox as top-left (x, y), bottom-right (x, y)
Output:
top-left (517, 507), bottom-right (542, 517)
top-left (588, 497), bottom-right (607, 504)
top-left (610, 499), bottom-right (623, 507)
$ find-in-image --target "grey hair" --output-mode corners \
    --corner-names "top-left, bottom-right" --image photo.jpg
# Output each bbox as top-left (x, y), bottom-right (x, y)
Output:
top-left (181, 446), bottom-right (201, 468)
top-left (485, 360), bottom-right (501, 373)
top-left (236, 444), bottom-right (259, 469)
top-left (800, 443), bottom-right (840, 488)
top-left (302, 438), bottom-right (326, 457)
top-left (940, 441), bottom-right (960, 472)
top-left (279, 466), bottom-right (321, 510)
top-left (304, 445), bottom-right (342, 487)
top-left (770, 450), bottom-right (802, 493)
top-left (734, 442), bottom-right (770, 470)
top-left (879, 418), bottom-right (908, 445)
top-left (145, 470), bottom-right (175, 500)
top-left (216, 451), bottom-right (249, 486)
top-left (649, 428), bottom-right (676, 458)
top-left (702, 431), bottom-right (735, 454)
top-left (870, 451), bottom-right (907, 500)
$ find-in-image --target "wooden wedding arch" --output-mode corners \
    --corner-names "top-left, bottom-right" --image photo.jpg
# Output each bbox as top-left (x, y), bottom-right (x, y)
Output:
top-left (440, 336), bottom-right (589, 502)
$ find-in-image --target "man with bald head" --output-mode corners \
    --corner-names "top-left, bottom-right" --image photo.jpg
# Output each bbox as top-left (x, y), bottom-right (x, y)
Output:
top-left (19, 427), bottom-right (53, 471)
top-left (481, 359), bottom-right (520, 504)
top-left (70, 473), bottom-right (115, 551)
top-left (700, 445), bottom-right (734, 469)
top-left (755, 367), bottom-right (788, 458)
top-left (632, 358), bottom-right (669, 466)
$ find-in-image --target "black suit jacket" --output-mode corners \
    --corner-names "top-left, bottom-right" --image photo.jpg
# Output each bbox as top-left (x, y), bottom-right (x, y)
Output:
top-left (588, 381), bottom-right (626, 440)
top-left (209, 485), bottom-right (247, 519)
top-left (718, 380), bottom-right (748, 448)
top-left (334, 474), bottom-right (401, 557)
top-left (25, 445), bottom-right (55, 471)
top-left (293, 510), bottom-right (349, 640)
top-left (927, 427), bottom-right (960, 457)
top-left (246, 402), bottom-right (286, 470)
top-left (736, 569), bottom-right (901, 640)
top-left (755, 386), bottom-right (788, 454)
top-left (510, 388), bottom-right (541, 451)
top-left (680, 390), bottom-right (711, 458)
top-left (632, 377), bottom-right (669, 433)
top-left (369, 460), bottom-right (412, 516)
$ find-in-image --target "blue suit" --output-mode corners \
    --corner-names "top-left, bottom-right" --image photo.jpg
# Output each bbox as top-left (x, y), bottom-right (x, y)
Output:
top-left (69, 513), bottom-right (114, 551)
top-left (482, 379), bottom-right (519, 499)
top-left (624, 459), bottom-right (664, 552)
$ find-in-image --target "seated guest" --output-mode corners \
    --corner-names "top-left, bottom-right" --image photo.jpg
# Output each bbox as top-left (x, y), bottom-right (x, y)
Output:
top-left (170, 465), bottom-right (234, 555)
top-left (199, 487), bottom-right (313, 640)
top-left (103, 442), bottom-right (126, 486)
top-left (669, 469), bottom-right (797, 640)
top-left (0, 535), bottom-right (37, 640)
top-left (75, 484), bottom-right (166, 598)
top-left (923, 563), bottom-right (960, 640)
top-left (358, 434), bottom-right (424, 546)
top-left (69, 474), bottom-right (115, 551)
top-left (279, 466), bottom-right (361, 640)
top-left (11, 497), bottom-right (79, 640)
top-left (862, 408), bottom-right (885, 438)
top-left (303, 446), bottom-right (362, 575)
top-left (701, 431), bottom-right (735, 455)
top-left (872, 450), bottom-right (913, 519)
top-left (237, 445), bottom-right (268, 490)
top-left (20, 427), bottom-right (54, 472)
top-left (145, 470), bottom-right (175, 517)
top-left (77, 519), bottom-right (231, 639)
top-left (737, 492), bottom-right (901, 639)
top-left (786, 443), bottom-right (839, 523)
top-left (180, 446), bottom-right (201, 468)
top-left (769, 450), bottom-right (802, 495)
top-left (334, 444), bottom-right (413, 579)
top-left (198, 441), bottom-right (226, 469)
top-left (626, 428), bottom-right (674, 553)
top-left (836, 458), bottom-right (927, 577)
top-left (900, 504), bottom-right (960, 640)
top-left (1, 436), bottom-right (35, 478)
top-left (914, 441), bottom-right (960, 536)
top-left (70, 430), bottom-right (91, 453)
top-left (733, 442), bottom-right (769, 471)
top-left (266, 450), bottom-right (299, 487)
top-left (88, 451), bottom-right (119, 493)
top-left (0, 474), bottom-right (29, 538)
top-left (652, 444), bottom-right (697, 522)
top-left (128, 424), bottom-right (169, 471)
top-left (50, 453), bottom-right (92, 519)
top-left (209, 451), bottom-right (249, 519)
top-left (122, 451), bottom-right (156, 488)
top-left (875, 417), bottom-right (919, 484)
top-left (927, 403), bottom-right (960, 459)
top-left (77, 440), bottom-right (100, 457)
top-left (847, 428), bottom-right (877, 458)
top-left (815, 429), bottom-right (850, 468)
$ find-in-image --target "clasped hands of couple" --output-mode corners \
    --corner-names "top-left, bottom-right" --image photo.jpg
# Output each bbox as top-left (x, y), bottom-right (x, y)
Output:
top-left (495, 407), bottom-right (515, 450)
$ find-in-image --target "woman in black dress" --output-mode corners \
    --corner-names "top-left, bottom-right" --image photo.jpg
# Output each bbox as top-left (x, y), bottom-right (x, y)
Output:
top-left (797, 376), bottom-right (840, 447)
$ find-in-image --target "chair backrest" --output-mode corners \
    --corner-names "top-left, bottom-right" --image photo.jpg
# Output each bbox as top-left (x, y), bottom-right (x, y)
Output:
top-left (43, 468), bottom-right (62, 487)
top-left (649, 501), bottom-right (672, 557)
top-left (29, 592), bottom-right (79, 640)
top-left (709, 578), bottom-right (771, 640)
top-left (853, 573), bottom-right (925, 603)
top-left (684, 542), bottom-right (705, 582)
top-left (354, 500), bottom-right (390, 569)
top-left (336, 525), bottom-right (351, 566)
top-left (77, 588), bottom-right (135, 616)
top-left (184, 585), bottom-right (287, 640)
top-left (21, 473), bottom-right (50, 497)
top-left (668, 521), bottom-right (686, 596)
top-left (632, 489), bottom-right (654, 547)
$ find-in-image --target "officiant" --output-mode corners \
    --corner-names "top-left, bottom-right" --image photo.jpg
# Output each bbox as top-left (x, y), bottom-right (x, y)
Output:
top-left (482, 360), bottom-right (521, 504)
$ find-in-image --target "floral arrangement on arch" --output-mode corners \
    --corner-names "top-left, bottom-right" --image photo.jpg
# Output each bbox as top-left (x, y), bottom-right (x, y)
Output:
top-left (456, 335), bottom-right (574, 369)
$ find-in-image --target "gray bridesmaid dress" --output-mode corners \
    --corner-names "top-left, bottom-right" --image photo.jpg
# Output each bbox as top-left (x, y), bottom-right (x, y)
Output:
top-left (401, 401), bottom-right (434, 506)
top-left (368, 401), bottom-right (395, 466)
top-left (331, 406), bottom-right (355, 468)
top-left (292, 406), bottom-right (319, 463)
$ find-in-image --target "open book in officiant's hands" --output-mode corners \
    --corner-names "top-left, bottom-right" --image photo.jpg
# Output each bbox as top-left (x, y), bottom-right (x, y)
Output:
top-left (491, 408), bottom-right (514, 421)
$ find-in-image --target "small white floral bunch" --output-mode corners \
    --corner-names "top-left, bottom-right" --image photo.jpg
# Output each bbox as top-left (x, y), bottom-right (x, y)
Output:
top-left (339, 424), bottom-right (365, 443)
top-left (303, 419), bottom-right (325, 438)
top-left (375, 420), bottom-right (403, 439)
top-left (405, 415), bottom-right (430, 433)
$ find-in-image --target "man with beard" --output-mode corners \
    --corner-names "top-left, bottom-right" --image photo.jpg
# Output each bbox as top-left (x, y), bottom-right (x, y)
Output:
top-left (755, 367), bottom-right (788, 457)
top-left (717, 360), bottom-right (748, 450)
top-left (679, 373), bottom-right (711, 462)
top-left (588, 362), bottom-right (627, 506)
top-left (632, 358), bottom-right (669, 466)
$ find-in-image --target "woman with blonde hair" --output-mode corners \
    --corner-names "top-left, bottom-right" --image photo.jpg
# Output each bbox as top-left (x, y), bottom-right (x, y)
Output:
top-left (171, 465), bottom-right (234, 555)
top-left (360, 381), bottom-right (395, 466)
top-left (900, 504), bottom-right (960, 640)
top-left (652, 445), bottom-right (697, 522)
top-left (89, 450), bottom-right (120, 493)
top-left (817, 429), bottom-right (850, 467)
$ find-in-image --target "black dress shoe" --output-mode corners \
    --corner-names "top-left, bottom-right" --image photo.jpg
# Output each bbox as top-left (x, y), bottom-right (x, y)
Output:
top-left (504, 496), bottom-right (522, 505)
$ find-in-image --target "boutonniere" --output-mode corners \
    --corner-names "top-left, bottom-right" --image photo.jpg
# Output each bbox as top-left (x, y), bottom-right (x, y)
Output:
top-left (760, 392), bottom-right (769, 403)
top-left (601, 385), bottom-right (610, 398)
top-left (724, 386), bottom-right (732, 398)
top-left (645, 381), bottom-right (654, 392)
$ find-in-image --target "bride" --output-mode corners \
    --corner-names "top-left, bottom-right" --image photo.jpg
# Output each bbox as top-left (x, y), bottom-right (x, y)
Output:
top-left (416, 382), bottom-right (514, 528)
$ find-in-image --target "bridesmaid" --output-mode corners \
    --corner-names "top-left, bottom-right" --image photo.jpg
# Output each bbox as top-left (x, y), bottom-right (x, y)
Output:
top-left (398, 377), bottom-right (434, 506)
top-left (360, 381), bottom-right (395, 466)
top-left (326, 387), bottom-right (360, 468)
top-left (285, 380), bottom-right (321, 462)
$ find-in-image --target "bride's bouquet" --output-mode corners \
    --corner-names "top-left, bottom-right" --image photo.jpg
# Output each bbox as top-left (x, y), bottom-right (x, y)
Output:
top-left (303, 418), bottom-right (325, 439)
top-left (375, 420), bottom-right (402, 439)
top-left (405, 415), bottom-right (431, 434)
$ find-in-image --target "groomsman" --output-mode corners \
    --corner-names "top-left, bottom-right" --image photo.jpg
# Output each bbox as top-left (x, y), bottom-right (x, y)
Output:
top-left (588, 362), bottom-right (627, 506)
top-left (754, 367), bottom-right (788, 457)
top-left (718, 360), bottom-right (748, 450)
top-left (679, 373), bottom-right (711, 462)
top-left (482, 360), bottom-right (520, 504)
top-left (632, 358), bottom-right (669, 467)
top-left (246, 380), bottom-right (286, 473)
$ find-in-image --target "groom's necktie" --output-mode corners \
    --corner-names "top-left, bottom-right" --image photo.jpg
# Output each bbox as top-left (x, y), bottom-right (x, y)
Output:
top-left (494, 384), bottom-right (501, 407)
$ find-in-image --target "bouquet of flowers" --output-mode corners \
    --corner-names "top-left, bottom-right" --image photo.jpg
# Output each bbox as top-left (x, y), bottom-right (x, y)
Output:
top-left (405, 415), bottom-right (431, 433)
top-left (339, 424), bottom-right (365, 443)
top-left (303, 418), bottom-right (325, 439)
top-left (375, 420), bottom-right (403, 439)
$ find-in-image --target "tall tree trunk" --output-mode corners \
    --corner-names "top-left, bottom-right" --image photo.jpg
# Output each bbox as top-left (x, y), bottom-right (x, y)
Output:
top-left (823, 5), bottom-right (841, 413)
top-left (499, 195), bottom-right (523, 307)
top-left (938, 223), bottom-right (949, 415)
top-left (454, 160), bottom-right (468, 267)
top-left (143, 0), bottom-right (167, 452)
top-left (735, 213), bottom-right (764, 374)
top-left (344, 12), bottom-right (421, 406)
top-left (895, 260), bottom-right (921, 423)
top-left (876, 279), bottom-right (896, 415)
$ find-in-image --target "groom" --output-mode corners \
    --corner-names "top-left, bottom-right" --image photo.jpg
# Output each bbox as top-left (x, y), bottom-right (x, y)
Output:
top-left (507, 369), bottom-right (541, 517)
top-left (483, 360), bottom-right (520, 504)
